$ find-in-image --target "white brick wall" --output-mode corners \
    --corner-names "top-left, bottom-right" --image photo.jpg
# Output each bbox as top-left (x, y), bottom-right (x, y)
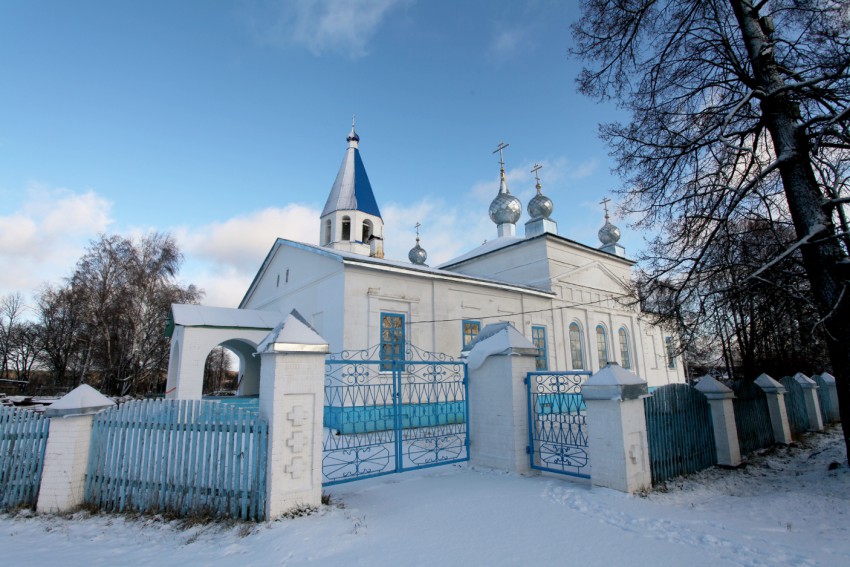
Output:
top-left (36, 414), bottom-right (94, 514)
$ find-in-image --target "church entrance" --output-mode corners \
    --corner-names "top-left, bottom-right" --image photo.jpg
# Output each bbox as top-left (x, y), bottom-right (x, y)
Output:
top-left (321, 344), bottom-right (469, 485)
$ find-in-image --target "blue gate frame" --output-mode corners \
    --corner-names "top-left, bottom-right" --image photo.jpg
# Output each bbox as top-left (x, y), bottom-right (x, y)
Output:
top-left (322, 344), bottom-right (469, 485)
top-left (526, 371), bottom-right (592, 478)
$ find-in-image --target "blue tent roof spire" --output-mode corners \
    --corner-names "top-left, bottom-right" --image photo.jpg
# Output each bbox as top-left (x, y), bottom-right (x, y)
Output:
top-left (322, 123), bottom-right (381, 218)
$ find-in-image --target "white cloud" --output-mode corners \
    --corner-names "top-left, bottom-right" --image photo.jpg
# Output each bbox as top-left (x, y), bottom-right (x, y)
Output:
top-left (251, 0), bottom-right (408, 58)
top-left (489, 29), bottom-right (527, 59)
top-left (177, 204), bottom-right (320, 307)
top-left (0, 185), bottom-right (113, 299)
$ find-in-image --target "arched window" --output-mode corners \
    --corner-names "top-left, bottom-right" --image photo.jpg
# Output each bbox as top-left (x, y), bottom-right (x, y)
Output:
top-left (568, 322), bottom-right (584, 370)
top-left (596, 325), bottom-right (608, 368)
top-left (323, 219), bottom-right (332, 245)
top-left (362, 219), bottom-right (373, 242)
top-left (618, 328), bottom-right (631, 369)
top-left (341, 216), bottom-right (351, 240)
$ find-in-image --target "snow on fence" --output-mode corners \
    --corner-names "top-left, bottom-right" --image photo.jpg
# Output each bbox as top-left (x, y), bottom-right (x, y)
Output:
top-left (644, 384), bottom-right (717, 485)
top-left (0, 406), bottom-right (50, 510)
top-left (85, 399), bottom-right (268, 521)
top-left (731, 380), bottom-right (775, 456)
top-left (779, 376), bottom-right (809, 436)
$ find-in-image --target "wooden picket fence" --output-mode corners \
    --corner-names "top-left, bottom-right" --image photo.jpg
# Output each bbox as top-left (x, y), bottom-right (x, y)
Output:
top-left (779, 376), bottom-right (809, 436)
top-left (85, 399), bottom-right (268, 521)
top-left (731, 380), bottom-right (775, 455)
top-left (0, 407), bottom-right (50, 510)
top-left (644, 384), bottom-right (717, 485)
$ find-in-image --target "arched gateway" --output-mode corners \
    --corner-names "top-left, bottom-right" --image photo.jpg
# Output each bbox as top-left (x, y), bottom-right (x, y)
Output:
top-left (164, 304), bottom-right (282, 399)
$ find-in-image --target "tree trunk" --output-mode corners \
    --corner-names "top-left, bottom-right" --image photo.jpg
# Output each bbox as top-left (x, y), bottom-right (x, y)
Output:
top-left (731, 0), bottom-right (850, 459)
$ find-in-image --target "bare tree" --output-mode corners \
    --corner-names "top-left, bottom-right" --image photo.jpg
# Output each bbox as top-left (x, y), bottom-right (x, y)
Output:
top-left (64, 233), bottom-right (203, 395)
top-left (0, 293), bottom-right (25, 380)
top-left (573, 1), bottom-right (850, 457)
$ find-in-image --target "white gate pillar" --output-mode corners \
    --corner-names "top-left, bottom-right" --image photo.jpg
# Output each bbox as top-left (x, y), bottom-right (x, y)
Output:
top-left (257, 310), bottom-right (328, 520)
top-left (817, 372), bottom-right (839, 423)
top-left (583, 363), bottom-right (652, 494)
top-left (466, 323), bottom-right (539, 474)
top-left (754, 373), bottom-right (793, 444)
top-left (37, 385), bottom-right (115, 514)
top-left (695, 376), bottom-right (742, 466)
top-left (793, 372), bottom-right (824, 432)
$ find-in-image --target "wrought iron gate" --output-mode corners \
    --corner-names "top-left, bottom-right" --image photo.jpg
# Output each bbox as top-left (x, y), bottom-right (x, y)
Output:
top-left (526, 371), bottom-right (592, 478)
top-left (322, 345), bottom-right (469, 485)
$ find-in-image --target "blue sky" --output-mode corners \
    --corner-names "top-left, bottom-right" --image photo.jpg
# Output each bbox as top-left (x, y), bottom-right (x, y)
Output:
top-left (1, 0), bottom-right (635, 307)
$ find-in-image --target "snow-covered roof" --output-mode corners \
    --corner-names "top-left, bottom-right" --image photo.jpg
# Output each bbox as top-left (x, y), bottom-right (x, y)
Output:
top-left (256, 310), bottom-right (328, 354)
top-left (439, 232), bottom-right (635, 269)
top-left (170, 304), bottom-right (281, 330)
top-left (240, 238), bottom-right (557, 308)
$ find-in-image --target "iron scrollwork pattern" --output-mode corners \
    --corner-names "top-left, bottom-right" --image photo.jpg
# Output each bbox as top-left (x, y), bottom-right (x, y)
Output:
top-left (527, 371), bottom-right (592, 478)
top-left (322, 344), bottom-right (469, 485)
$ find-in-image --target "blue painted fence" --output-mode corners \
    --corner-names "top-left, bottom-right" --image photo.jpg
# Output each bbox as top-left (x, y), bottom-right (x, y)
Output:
top-left (644, 384), bottom-right (717, 485)
top-left (779, 376), bottom-right (809, 436)
top-left (731, 380), bottom-right (775, 456)
top-left (85, 399), bottom-right (268, 521)
top-left (0, 407), bottom-right (50, 510)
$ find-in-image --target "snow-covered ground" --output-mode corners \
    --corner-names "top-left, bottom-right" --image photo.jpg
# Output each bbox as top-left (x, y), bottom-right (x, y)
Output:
top-left (2, 426), bottom-right (848, 567)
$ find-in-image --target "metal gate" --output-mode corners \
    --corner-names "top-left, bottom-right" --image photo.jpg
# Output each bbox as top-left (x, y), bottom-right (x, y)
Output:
top-left (322, 344), bottom-right (468, 485)
top-left (526, 371), bottom-right (592, 478)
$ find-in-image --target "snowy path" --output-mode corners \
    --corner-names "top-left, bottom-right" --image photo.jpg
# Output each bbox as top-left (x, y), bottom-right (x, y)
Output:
top-left (2, 427), bottom-right (848, 566)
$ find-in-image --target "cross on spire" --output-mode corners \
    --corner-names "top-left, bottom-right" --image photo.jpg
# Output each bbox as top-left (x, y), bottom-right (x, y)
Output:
top-left (493, 141), bottom-right (509, 172)
top-left (352, 114), bottom-right (356, 129)
top-left (600, 197), bottom-right (611, 221)
top-left (414, 221), bottom-right (421, 242)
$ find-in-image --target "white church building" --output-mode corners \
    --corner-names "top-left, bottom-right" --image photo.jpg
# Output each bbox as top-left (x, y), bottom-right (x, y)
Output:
top-left (164, 125), bottom-right (685, 399)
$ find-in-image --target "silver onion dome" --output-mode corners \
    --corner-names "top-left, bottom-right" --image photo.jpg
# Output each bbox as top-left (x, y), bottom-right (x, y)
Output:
top-left (409, 223), bottom-right (427, 265)
top-left (489, 193), bottom-right (522, 224)
top-left (527, 192), bottom-right (553, 220)
top-left (598, 221), bottom-right (621, 245)
top-left (408, 238), bottom-right (427, 265)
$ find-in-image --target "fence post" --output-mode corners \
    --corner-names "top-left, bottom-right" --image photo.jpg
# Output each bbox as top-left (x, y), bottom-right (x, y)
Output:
top-left (466, 323), bottom-right (538, 474)
top-left (817, 372), bottom-right (839, 423)
top-left (582, 363), bottom-right (651, 494)
top-left (256, 310), bottom-right (328, 520)
top-left (793, 372), bottom-right (824, 432)
top-left (36, 385), bottom-right (115, 514)
top-left (695, 376), bottom-right (742, 467)
top-left (754, 373), bottom-right (793, 444)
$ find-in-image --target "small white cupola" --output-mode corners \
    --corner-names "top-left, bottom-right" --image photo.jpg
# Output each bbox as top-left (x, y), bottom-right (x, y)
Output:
top-left (488, 141), bottom-right (522, 238)
top-left (320, 119), bottom-right (384, 257)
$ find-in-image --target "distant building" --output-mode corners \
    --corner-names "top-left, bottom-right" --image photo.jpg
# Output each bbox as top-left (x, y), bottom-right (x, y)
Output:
top-left (165, 125), bottom-right (684, 399)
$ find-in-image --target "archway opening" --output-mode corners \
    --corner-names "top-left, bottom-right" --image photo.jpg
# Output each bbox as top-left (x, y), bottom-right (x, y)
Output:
top-left (202, 345), bottom-right (239, 395)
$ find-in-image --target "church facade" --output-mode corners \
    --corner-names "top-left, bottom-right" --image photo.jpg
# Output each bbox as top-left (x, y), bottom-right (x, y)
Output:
top-left (164, 126), bottom-right (685, 400)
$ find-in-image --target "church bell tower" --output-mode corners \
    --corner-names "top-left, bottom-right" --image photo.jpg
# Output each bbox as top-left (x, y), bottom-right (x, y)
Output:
top-left (319, 121), bottom-right (384, 258)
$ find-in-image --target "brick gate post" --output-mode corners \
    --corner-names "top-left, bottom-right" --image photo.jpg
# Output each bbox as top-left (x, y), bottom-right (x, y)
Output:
top-left (695, 376), bottom-right (742, 467)
top-left (37, 385), bottom-right (115, 514)
top-left (256, 310), bottom-right (329, 520)
top-left (793, 372), bottom-right (824, 432)
top-left (466, 323), bottom-right (539, 474)
top-left (582, 363), bottom-right (652, 494)
top-left (754, 373), bottom-right (793, 444)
